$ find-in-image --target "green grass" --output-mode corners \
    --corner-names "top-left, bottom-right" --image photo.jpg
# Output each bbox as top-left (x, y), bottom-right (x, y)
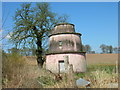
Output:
top-left (37, 76), bottom-right (56, 85)
top-left (74, 64), bottom-right (116, 80)
top-left (74, 64), bottom-right (118, 88)
top-left (37, 76), bottom-right (56, 86)
top-left (87, 64), bottom-right (116, 74)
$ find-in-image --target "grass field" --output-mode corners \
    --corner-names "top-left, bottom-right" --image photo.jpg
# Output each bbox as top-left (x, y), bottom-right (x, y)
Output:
top-left (2, 53), bottom-right (118, 88)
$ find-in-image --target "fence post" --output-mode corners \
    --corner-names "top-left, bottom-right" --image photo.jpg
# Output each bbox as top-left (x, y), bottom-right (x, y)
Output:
top-left (64, 56), bottom-right (69, 73)
top-left (67, 64), bottom-right (77, 88)
top-left (64, 55), bottom-right (77, 88)
top-left (116, 60), bottom-right (118, 74)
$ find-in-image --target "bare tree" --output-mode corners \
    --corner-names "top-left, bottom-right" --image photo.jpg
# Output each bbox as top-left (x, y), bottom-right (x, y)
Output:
top-left (113, 47), bottom-right (118, 53)
top-left (11, 3), bottom-right (68, 68)
top-left (84, 44), bottom-right (91, 53)
top-left (108, 45), bottom-right (113, 53)
top-left (100, 44), bottom-right (106, 53)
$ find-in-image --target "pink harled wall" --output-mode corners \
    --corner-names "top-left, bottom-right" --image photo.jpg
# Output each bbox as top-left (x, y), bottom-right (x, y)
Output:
top-left (46, 53), bottom-right (86, 73)
top-left (49, 34), bottom-right (82, 52)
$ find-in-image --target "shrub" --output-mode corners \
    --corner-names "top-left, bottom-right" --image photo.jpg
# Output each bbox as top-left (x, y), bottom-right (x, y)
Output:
top-left (2, 53), bottom-right (26, 86)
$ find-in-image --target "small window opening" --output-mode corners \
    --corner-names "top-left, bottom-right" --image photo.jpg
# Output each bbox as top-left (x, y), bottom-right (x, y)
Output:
top-left (59, 41), bottom-right (62, 46)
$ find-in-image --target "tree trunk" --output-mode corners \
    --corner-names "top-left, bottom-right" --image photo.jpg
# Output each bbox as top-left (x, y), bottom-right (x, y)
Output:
top-left (36, 38), bottom-right (44, 68)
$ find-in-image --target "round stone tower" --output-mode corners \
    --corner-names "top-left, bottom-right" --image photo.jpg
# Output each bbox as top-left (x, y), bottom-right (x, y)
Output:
top-left (46, 23), bottom-right (86, 73)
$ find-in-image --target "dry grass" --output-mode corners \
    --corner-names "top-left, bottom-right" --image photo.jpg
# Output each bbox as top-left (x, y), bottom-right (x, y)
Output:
top-left (2, 54), bottom-right (118, 88)
top-left (2, 54), bottom-right (42, 88)
top-left (83, 70), bottom-right (118, 88)
top-left (43, 67), bottom-right (118, 88)
top-left (2, 53), bottom-right (26, 86)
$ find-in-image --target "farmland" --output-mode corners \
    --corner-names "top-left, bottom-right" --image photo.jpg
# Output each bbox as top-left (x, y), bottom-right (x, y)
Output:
top-left (25, 53), bottom-right (118, 65)
top-left (86, 54), bottom-right (118, 65)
